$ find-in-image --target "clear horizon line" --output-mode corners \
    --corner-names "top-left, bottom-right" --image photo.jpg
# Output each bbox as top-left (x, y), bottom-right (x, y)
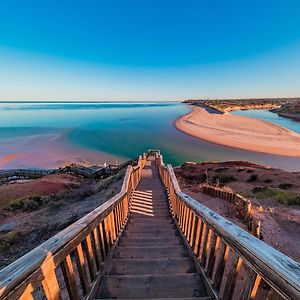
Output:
top-left (1, 96), bottom-right (300, 103)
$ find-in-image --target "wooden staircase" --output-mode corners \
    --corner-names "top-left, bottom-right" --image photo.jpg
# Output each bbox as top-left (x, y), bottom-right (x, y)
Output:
top-left (97, 159), bottom-right (208, 299)
top-left (1, 151), bottom-right (299, 300)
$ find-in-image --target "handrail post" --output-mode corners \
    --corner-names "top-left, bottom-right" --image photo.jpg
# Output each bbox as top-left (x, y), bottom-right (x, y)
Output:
top-left (156, 153), bottom-right (300, 300)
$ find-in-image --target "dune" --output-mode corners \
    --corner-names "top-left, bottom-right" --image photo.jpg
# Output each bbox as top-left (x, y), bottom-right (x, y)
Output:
top-left (175, 106), bottom-right (300, 157)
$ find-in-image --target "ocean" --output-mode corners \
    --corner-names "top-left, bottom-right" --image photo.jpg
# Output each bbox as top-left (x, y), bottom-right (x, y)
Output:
top-left (0, 102), bottom-right (300, 171)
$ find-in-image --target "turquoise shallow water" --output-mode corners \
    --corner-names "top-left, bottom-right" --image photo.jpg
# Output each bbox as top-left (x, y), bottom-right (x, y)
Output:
top-left (0, 102), bottom-right (300, 171)
top-left (232, 109), bottom-right (300, 134)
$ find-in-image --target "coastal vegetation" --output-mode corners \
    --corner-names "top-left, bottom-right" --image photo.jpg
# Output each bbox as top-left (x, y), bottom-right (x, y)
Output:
top-left (175, 160), bottom-right (300, 262)
top-left (252, 187), bottom-right (300, 206)
top-left (272, 101), bottom-right (300, 120)
top-left (183, 97), bottom-right (300, 114)
top-left (0, 170), bottom-right (125, 268)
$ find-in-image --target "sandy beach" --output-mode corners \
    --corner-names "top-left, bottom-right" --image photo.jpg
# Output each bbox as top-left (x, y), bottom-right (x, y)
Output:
top-left (175, 106), bottom-right (300, 157)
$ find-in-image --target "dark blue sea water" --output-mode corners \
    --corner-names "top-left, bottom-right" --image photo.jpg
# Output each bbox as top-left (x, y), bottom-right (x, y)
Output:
top-left (0, 102), bottom-right (300, 171)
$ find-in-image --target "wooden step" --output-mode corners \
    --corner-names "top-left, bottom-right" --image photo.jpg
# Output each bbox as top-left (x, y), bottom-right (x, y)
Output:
top-left (130, 200), bottom-right (168, 206)
top-left (132, 193), bottom-right (167, 197)
top-left (130, 207), bottom-right (170, 213)
top-left (97, 298), bottom-right (212, 300)
top-left (130, 212), bottom-right (171, 218)
top-left (127, 216), bottom-right (173, 223)
top-left (119, 237), bottom-right (182, 246)
top-left (130, 199), bottom-right (168, 204)
top-left (130, 203), bottom-right (169, 209)
top-left (125, 219), bottom-right (174, 226)
top-left (134, 190), bottom-right (166, 192)
top-left (114, 246), bottom-right (189, 258)
top-left (96, 159), bottom-right (207, 299)
top-left (122, 230), bottom-right (179, 238)
top-left (108, 258), bottom-right (196, 275)
top-left (132, 195), bottom-right (166, 199)
top-left (124, 231), bottom-right (177, 237)
top-left (98, 273), bottom-right (206, 299)
top-left (125, 224), bottom-right (175, 231)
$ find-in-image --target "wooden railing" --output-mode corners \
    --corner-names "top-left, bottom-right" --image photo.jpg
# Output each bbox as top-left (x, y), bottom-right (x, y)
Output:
top-left (0, 169), bottom-right (52, 183)
top-left (1, 150), bottom-right (299, 300)
top-left (201, 185), bottom-right (251, 221)
top-left (201, 184), bottom-right (261, 238)
top-left (0, 156), bottom-right (139, 184)
top-left (155, 151), bottom-right (300, 300)
top-left (0, 154), bottom-right (147, 300)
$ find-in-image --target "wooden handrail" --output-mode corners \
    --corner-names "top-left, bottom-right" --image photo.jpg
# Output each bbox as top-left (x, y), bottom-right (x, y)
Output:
top-left (0, 154), bottom-right (147, 300)
top-left (155, 151), bottom-right (300, 300)
top-left (1, 150), bottom-right (299, 300)
top-left (0, 156), bottom-right (140, 183)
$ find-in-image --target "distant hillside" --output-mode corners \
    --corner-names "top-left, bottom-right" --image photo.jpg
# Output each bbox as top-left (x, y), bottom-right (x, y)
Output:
top-left (271, 101), bottom-right (300, 121)
top-left (183, 98), bottom-right (300, 113)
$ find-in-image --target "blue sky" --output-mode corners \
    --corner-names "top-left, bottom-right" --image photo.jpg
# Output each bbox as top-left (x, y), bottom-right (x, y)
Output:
top-left (0, 0), bottom-right (300, 100)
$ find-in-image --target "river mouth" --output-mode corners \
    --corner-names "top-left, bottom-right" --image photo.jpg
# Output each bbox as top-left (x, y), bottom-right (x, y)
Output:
top-left (0, 102), bottom-right (300, 171)
top-left (232, 109), bottom-right (300, 134)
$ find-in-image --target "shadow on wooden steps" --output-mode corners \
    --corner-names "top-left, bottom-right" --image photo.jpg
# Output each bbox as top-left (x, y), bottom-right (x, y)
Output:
top-left (96, 159), bottom-right (208, 299)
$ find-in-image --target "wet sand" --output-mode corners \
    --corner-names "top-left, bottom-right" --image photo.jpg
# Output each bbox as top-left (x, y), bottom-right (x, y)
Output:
top-left (0, 132), bottom-right (122, 169)
top-left (175, 106), bottom-right (300, 157)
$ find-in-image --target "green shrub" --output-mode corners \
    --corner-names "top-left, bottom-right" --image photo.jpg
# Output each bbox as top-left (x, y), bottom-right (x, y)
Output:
top-left (22, 196), bottom-right (44, 211)
top-left (278, 183), bottom-right (293, 190)
top-left (215, 167), bottom-right (229, 173)
top-left (185, 173), bottom-right (206, 183)
top-left (253, 187), bottom-right (300, 205)
top-left (263, 178), bottom-right (273, 183)
top-left (247, 174), bottom-right (258, 182)
top-left (214, 174), bottom-right (236, 183)
top-left (3, 196), bottom-right (44, 212)
top-left (252, 186), bottom-right (266, 193)
top-left (0, 231), bottom-right (23, 251)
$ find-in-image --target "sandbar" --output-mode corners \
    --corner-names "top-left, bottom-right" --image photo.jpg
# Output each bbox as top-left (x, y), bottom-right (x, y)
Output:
top-left (175, 106), bottom-right (300, 157)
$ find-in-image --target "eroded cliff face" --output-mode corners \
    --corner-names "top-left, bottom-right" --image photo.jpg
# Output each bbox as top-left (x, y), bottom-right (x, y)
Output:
top-left (184, 98), bottom-right (300, 114)
top-left (271, 101), bottom-right (300, 120)
top-left (214, 103), bottom-right (279, 113)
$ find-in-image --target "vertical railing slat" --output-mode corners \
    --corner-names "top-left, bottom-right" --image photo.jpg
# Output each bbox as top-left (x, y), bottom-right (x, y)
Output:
top-left (98, 222), bottom-right (107, 258)
top-left (193, 217), bottom-right (202, 255)
top-left (41, 261), bottom-right (61, 300)
top-left (211, 240), bottom-right (228, 291)
top-left (188, 212), bottom-right (196, 247)
top-left (109, 211), bottom-right (117, 242)
top-left (220, 251), bottom-right (242, 300)
top-left (205, 232), bottom-right (218, 277)
top-left (74, 244), bottom-right (90, 295)
top-left (19, 283), bottom-right (34, 300)
top-left (237, 266), bottom-right (259, 300)
top-left (83, 235), bottom-right (97, 280)
top-left (92, 227), bottom-right (103, 268)
top-left (61, 255), bottom-right (81, 300)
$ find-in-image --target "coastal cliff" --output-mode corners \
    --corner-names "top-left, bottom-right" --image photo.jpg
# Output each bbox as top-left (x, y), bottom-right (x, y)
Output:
top-left (183, 98), bottom-right (300, 116)
top-left (271, 101), bottom-right (300, 120)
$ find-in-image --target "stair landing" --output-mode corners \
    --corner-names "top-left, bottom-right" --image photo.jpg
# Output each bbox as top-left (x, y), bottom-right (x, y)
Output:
top-left (97, 159), bottom-right (208, 299)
